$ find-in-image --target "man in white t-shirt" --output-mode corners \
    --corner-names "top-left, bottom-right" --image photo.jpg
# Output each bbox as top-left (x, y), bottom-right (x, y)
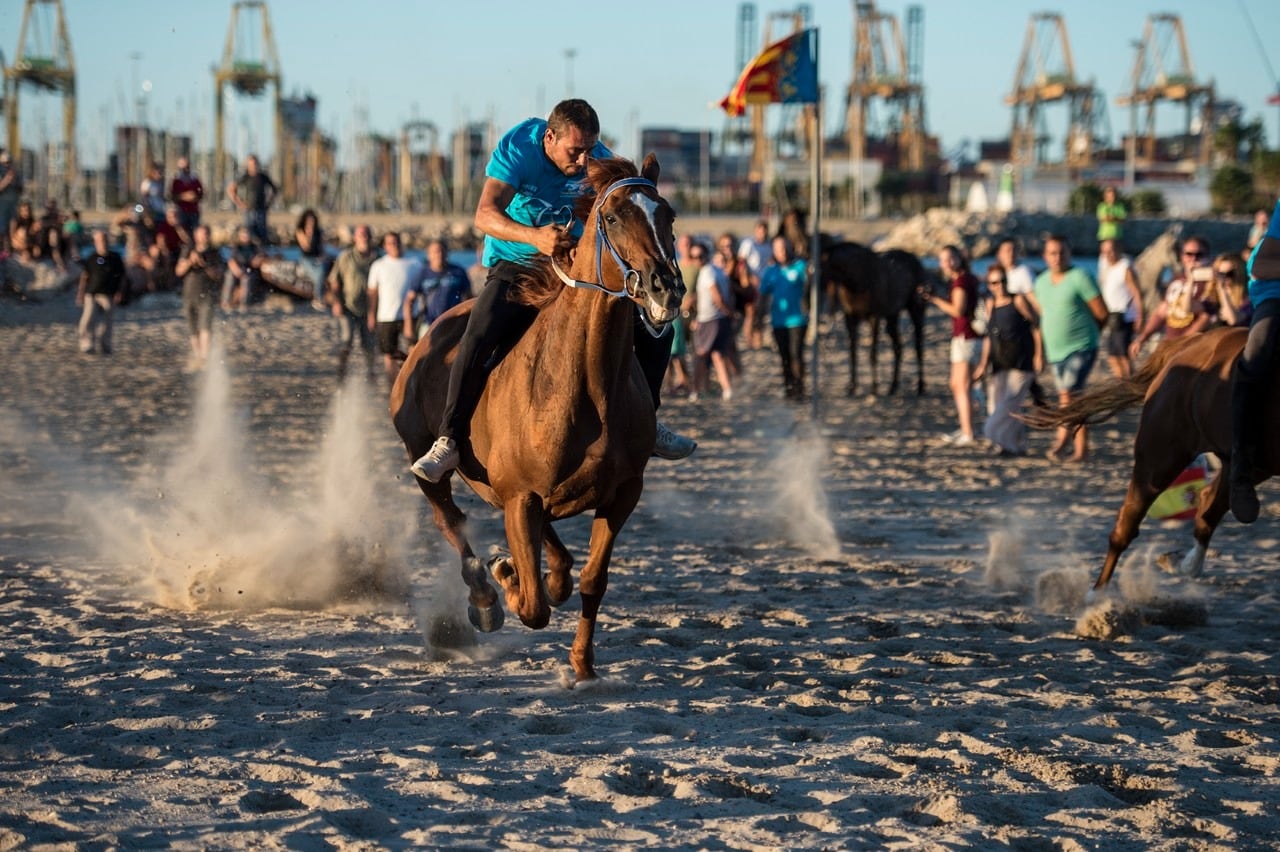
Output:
top-left (736, 219), bottom-right (770, 348)
top-left (689, 242), bottom-right (735, 400)
top-left (1096, 238), bottom-right (1145, 378)
top-left (996, 238), bottom-right (1034, 296)
top-left (367, 231), bottom-right (422, 385)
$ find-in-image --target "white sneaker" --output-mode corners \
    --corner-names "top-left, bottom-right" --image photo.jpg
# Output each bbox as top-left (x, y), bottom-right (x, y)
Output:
top-left (952, 434), bottom-right (976, 447)
top-left (940, 430), bottom-right (962, 443)
top-left (411, 436), bottom-right (459, 482)
top-left (653, 421), bottom-right (696, 460)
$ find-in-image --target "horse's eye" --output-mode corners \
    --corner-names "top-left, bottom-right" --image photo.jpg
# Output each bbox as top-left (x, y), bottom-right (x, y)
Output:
top-left (604, 215), bottom-right (618, 227)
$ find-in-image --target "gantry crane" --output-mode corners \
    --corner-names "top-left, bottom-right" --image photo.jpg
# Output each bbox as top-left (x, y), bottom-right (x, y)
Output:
top-left (214, 0), bottom-right (283, 199)
top-left (1115, 14), bottom-right (1213, 169)
top-left (720, 3), bottom-right (757, 172)
top-left (1005, 13), bottom-right (1102, 167)
top-left (4, 0), bottom-right (76, 204)
top-left (846, 1), bottom-right (927, 171)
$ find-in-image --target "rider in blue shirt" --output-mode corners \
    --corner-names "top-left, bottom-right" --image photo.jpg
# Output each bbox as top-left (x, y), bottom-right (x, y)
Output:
top-left (411, 99), bottom-right (696, 482)
top-left (1230, 197), bottom-right (1280, 523)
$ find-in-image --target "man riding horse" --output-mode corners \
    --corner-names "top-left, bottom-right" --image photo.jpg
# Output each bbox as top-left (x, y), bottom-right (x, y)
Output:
top-left (1231, 198), bottom-right (1280, 524)
top-left (411, 99), bottom-right (696, 482)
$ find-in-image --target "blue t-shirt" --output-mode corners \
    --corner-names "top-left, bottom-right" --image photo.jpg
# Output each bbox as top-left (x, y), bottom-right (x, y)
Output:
top-left (482, 117), bottom-right (612, 267)
top-left (413, 263), bottom-right (471, 324)
top-left (758, 259), bottom-right (809, 329)
top-left (1247, 199), bottom-right (1280, 307)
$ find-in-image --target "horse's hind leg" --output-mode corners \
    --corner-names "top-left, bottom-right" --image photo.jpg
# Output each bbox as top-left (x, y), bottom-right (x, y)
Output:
top-left (1095, 436), bottom-right (1198, 592)
top-left (417, 479), bottom-right (504, 632)
top-left (1183, 471), bottom-right (1230, 578)
top-left (570, 477), bottom-right (643, 683)
top-left (886, 318), bottom-right (904, 396)
top-left (495, 492), bottom-right (551, 629)
top-left (543, 522), bottom-right (574, 607)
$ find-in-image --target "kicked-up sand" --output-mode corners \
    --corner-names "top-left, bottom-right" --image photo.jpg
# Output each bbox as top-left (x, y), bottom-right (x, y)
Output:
top-left (1, 288), bottom-right (1278, 849)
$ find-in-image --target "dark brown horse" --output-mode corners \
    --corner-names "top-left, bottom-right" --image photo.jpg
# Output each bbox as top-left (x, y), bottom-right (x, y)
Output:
top-left (1027, 327), bottom-right (1271, 591)
top-left (390, 155), bottom-right (684, 682)
top-left (779, 209), bottom-right (928, 396)
top-left (823, 241), bottom-right (930, 396)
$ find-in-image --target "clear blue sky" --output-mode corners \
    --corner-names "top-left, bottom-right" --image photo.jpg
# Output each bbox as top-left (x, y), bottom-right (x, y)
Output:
top-left (4, 0), bottom-right (1279, 169)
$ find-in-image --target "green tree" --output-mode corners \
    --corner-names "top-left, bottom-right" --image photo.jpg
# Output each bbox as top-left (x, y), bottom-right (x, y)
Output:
top-left (1253, 150), bottom-right (1280, 201)
top-left (1067, 182), bottom-right (1105, 215)
top-left (876, 171), bottom-right (909, 215)
top-left (1209, 165), bottom-right (1255, 214)
top-left (1128, 189), bottom-right (1167, 215)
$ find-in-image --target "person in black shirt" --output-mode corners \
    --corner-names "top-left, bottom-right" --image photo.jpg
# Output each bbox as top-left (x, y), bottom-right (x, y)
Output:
top-left (175, 225), bottom-right (225, 371)
top-left (225, 154), bottom-right (277, 245)
top-left (76, 230), bottom-right (125, 355)
top-left (221, 225), bottom-right (264, 310)
top-left (974, 263), bottom-right (1043, 456)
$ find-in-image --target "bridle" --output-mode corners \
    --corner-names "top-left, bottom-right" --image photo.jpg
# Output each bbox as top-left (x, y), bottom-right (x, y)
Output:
top-left (550, 176), bottom-right (678, 338)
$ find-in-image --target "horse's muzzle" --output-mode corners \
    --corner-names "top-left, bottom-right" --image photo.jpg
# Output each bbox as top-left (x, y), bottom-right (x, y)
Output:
top-left (638, 269), bottom-right (685, 325)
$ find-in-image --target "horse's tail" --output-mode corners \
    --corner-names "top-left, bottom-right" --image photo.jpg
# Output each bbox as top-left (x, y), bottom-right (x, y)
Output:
top-left (1023, 335), bottom-right (1199, 431)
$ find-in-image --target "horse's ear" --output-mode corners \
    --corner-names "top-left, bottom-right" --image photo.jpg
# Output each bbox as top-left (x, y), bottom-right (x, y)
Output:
top-left (641, 153), bottom-right (660, 184)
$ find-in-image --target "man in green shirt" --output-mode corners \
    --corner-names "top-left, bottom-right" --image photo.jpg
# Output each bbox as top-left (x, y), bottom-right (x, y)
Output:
top-left (1026, 235), bottom-right (1108, 463)
top-left (1096, 186), bottom-right (1126, 243)
top-left (327, 224), bottom-right (378, 381)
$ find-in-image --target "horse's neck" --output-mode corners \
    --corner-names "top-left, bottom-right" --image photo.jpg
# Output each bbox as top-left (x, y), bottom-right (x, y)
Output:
top-left (537, 252), bottom-right (635, 399)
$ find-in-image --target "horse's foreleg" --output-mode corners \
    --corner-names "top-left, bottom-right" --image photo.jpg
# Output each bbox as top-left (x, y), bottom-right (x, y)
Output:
top-left (497, 492), bottom-right (550, 629)
top-left (1095, 444), bottom-right (1198, 592)
top-left (1184, 470), bottom-right (1231, 578)
top-left (911, 305), bottom-right (926, 395)
top-left (570, 477), bottom-right (643, 683)
top-left (418, 479), bottom-right (503, 632)
top-left (543, 522), bottom-right (574, 607)
top-left (869, 318), bottom-right (882, 395)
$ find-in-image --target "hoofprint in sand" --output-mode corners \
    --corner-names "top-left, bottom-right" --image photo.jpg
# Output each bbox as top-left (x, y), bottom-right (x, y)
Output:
top-left (1, 294), bottom-right (1278, 849)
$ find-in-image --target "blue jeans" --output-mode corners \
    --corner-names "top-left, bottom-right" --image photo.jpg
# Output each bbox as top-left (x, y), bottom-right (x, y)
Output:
top-left (1051, 347), bottom-right (1097, 394)
top-left (244, 209), bottom-right (269, 245)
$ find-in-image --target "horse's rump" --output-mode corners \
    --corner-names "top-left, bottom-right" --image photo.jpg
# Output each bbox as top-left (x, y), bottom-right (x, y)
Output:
top-left (876, 249), bottom-right (927, 315)
top-left (1024, 328), bottom-right (1246, 433)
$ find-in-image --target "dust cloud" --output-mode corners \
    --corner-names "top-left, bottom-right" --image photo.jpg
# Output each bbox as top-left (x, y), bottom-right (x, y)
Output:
top-left (82, 345), bottom-right (416, 610)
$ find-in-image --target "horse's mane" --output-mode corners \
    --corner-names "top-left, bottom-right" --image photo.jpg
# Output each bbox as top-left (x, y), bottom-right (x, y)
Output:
top-left (511, 157), bottom-right (643, 309)
top-left (573, 157), bottom-right (641, 221)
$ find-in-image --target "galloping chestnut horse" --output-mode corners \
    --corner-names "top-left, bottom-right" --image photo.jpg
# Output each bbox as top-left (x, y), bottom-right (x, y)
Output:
top-left (1027, 327), bottom-right (1272, 591)
top-left (390, 155), bottom-right (684, 682)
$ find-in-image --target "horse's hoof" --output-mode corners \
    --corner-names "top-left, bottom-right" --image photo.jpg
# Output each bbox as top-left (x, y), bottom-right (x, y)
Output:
top-left (489, 555), bottom-right (516, 585)
top-left (468, 603), bottom-right (505, 633)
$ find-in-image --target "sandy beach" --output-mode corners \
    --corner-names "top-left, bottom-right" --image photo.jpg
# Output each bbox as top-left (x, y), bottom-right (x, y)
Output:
top-left (2, 283), bottom-right (1278, 849)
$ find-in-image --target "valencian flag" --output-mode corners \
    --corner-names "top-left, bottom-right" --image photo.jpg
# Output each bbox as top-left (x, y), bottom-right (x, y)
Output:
top-left (719, 28), bottom-right (818, 116)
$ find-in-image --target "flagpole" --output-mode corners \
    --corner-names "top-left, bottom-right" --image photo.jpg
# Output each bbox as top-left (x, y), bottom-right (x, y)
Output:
top-left (808, 29), bottom-right (823, 422)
